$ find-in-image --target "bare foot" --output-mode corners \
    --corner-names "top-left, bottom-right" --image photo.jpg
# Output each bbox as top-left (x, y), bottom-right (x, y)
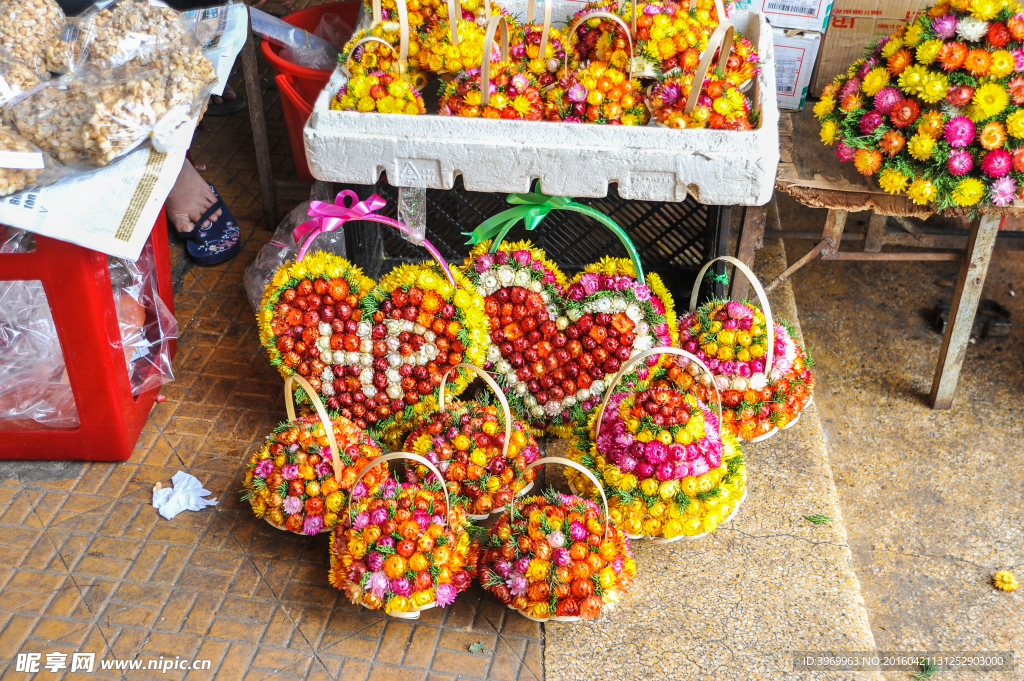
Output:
top-left (166, 159), bottom-right (222, 235)
top-left (210, 84), bottom-right (237, 106)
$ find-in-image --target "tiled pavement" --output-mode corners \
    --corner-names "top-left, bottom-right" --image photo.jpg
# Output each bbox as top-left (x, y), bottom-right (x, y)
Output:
top-left (0, 29), bottom-right (543, 681)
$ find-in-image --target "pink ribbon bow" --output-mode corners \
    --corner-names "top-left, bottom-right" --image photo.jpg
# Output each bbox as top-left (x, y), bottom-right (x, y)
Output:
top-left (291, 190), bottom-right (455, 286)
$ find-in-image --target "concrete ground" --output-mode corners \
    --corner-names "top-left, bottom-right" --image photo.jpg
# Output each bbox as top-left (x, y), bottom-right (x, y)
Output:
top-left (778, 195), bottom-right (1023, 680)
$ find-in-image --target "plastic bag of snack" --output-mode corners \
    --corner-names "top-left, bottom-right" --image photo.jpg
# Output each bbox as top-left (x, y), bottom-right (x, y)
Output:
top-left (55, 0), bottom-right (197, 72)
top-left (0, 0), bottom-right (66, 75)
top-left (0, 124), bottom-right (66, 195)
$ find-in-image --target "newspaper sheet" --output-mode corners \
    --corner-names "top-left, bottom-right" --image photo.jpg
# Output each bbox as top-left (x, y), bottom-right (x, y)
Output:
top-left (0, 145), bottom-right (189, 261)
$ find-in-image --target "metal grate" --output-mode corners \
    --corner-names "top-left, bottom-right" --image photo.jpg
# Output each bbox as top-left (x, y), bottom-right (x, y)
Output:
top-left (341, 177), bottom-right (728, 302)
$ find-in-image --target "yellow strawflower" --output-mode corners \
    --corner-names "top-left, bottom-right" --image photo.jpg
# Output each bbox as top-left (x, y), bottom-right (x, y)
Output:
top-left (819, 119), bottom-right (837, 145)
top-left (860, 67), bottom-right (890, 96)
top-left (920, 73), bottom-right (950, 104)
top-left (878, 168), bottom-right (910, 195)
top-left (990, 50), bottom-right (1015, 78)
top-left (909, 133), bottom-right (936, 160)
top-left (898, 64), bottom-right (929, 95)
top-left (907, 177), bottom-right (938, 205)
top-left (916, 39), bottom-right (943, 65)
top-left (813, 95), bottom-right (835, 118)
top-left (970, 0), bottom-right (1000, 18)
top-left (904, 24), bottom-right (924, 47)
top-left (994, 570), bottom-right (1019, 591)
top-left (972, 83), bottom-right (1009, 119)
top-left (881, 38), bottom-right (903, 59)
top-left (1007, 110), bottom-right (1024, 137)
top-left (952, 177), bottom-right (986, 206)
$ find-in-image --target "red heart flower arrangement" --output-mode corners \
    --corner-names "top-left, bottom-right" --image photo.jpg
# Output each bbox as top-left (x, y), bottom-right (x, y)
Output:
top-left (477, 457), bottom-right (635, 621)
top-left (329, 452), bottom-right (479, 619)
top-left (258, 192), bottom-right (490, 448)
top-left (402, 363), bottom-right (542, 518)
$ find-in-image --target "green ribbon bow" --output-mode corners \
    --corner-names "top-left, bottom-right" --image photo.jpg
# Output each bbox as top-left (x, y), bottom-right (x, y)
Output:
top-left (464, 188), bottom-right (645, 284)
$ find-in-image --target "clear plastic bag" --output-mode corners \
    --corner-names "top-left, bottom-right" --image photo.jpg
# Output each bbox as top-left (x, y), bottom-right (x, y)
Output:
top-left (55, 0), bottom-right (196, 72)
top-left (243, 201), bottom-right (348, 313)
top-left (0, 0), bottom-right (66, 76)
top-left (251, 7), bottom-right (340, 70)
top-left (0, 226), bottom-right (79, 429)
top-left (0, 123), bottom-right (67, 196)
top-left (11, 46), bottom-right (216, 166)
top-left (0, 49), bottom-right (46, 111)
top-left (109, 238), bottom-right (177, 396)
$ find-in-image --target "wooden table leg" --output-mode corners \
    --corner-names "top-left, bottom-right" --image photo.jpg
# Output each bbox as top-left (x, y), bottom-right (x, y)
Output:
top-left (731, 205), bottom-right (767, 301)
top-left (240, 20), bottom-right (278, 230)
top-left (928, 214), bottom-right (1002, 409)
top-left (864, 213), bottom-right (887, 252)
top-left (765, 209), bottom-right (846, 293)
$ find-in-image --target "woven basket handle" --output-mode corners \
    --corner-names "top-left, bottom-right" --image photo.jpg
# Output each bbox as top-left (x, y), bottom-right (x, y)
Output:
top-left (284, 374), bottom-right (343, 484)
top-left (480, 15), bottom-right (509, 108)
top-left (526, 0), bottom-right (553, 57)
top-left (689, 255), bottom-right (774, 374)
top-left (683, 19), bottom-right (734, 115)
top-left (520, 457), bottom-right (609, 543)
top-left (614, 0), bottom-right (637, 36)
top-left (438, 363), bottom-right (513, 462)
top-left (347, 452), bottom-right (451, 527)
top-left (593, 346), bottom-right (722, 441)
top-left (362, 0), bottom-right (410, 67)
top-left (566, 11), bottom-right (634, 82)
top-left (448, 0), bottom-right (492, 46)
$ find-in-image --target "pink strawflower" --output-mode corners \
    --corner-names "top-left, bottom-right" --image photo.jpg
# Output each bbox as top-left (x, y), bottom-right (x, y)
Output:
top-left (1013, 48), bottom-right (1024, 72)
top-left (947, 149), bottom-right (974, 176)
top-left (302, 514), bottom-right (324, 535)
top-left (365, 551), bottom-right (384, 571)
top-left (390, 577), bottom-right (412, 597)
top-left (990, 176), bottom-right (1017, 206)
top-left (567, 83), bottom-right (588, 102)
top-left (835, 141), bottom-right (856, 162)
top-left (873, 87), bottom-right (901, 114)
top-left (840, 78), bottom-right (862, 98)
top-left (507, 575), bottom-right (529, 596)
top-left (932, 14), bottom-right (957, 39)
top-left (254, 458), bottom-right (274, 478)
top-left (983, 149), bottom-right (1013, 178)
top-left (281, 463), bottom-right (299, 480)
top-left (859, 110), bottom-right (883, 134)
top-left (367, 571), bottom-right (389, 598)
top-left (283, 496), bottom-right (302, 514)
top-left (944, 116), bottom-right (976, 148)
top-left (435, 582), bottom-right (457, 607)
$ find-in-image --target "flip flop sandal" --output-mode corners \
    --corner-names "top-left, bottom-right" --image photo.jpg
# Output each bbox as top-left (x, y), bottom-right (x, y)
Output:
top-left (182, 183), bottom-right (241, 266)
top-left (205, 94), bottom-right (248, 116)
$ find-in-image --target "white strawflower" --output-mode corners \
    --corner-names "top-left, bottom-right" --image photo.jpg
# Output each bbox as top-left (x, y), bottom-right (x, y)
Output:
top-left (956, 16), bottom-right (988, 42)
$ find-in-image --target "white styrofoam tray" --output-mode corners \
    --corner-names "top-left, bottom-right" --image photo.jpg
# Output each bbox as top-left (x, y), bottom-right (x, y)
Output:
top-left (304, 4), bottom-right (780, 205)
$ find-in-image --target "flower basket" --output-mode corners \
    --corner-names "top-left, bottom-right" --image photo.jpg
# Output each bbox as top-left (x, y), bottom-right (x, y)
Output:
top-left (328, 452), bottom-right (479, 618)
top-left (461, 188), bottom-right (678, 438)
top-left (477, 457), bottom-right (635, 621)
top-left (242, 375), bottom-right (389, 535)
top-left (403, 362), bottom-right (542, 518)
top-left (256, 190), bottom-right (490, 450)
top-left (565, 346), bottom-right (746, 542)
top-left (676, 256), bottom-right (815, 442)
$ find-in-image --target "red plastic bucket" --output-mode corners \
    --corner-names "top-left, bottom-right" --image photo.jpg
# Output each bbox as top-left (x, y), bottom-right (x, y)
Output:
top-left (261, 2), bottom-right (360, 181)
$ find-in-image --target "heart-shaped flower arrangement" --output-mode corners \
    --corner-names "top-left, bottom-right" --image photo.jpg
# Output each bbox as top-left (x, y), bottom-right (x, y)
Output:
top-left (565, 348), bottom-right (745, 542)
top-left (402, 363), bottom-right (542, 518)
top-left (328, 453), bottom-right (478, 618)
top-left (463, 235), bottom-right (676, 438)
top-left (258, 192), bottom-right (490, 448)
top-left (477, 457), bottom-right (635, 621)
top-left (243, 376), bottom-right (389, 535)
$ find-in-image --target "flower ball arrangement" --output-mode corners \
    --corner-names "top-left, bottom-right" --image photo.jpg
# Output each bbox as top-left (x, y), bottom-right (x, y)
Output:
top-left (331, 71), bottom-right (427, 115)
top-left (243, 413), bottom-right (389, 535)
top-left (648, 71), bottom-right (757, 129)
top-left (543, 60), bottom-right (650, 124)
top-left (416, 1), bottom-right (515, 74)
top-left (676, 301), bottom-right (815, 440)
top-left (567, 376), bottom-right (747, 540)
top-left (329, 472), bottom-right (478, 616)
top-left (463, 241), bottom-right (676, 437)
top-left (404, 399), bottom-right (541, 516)
top-left (511, 23), bottom-right (566, 88)
top-left (815, 0), bottom-right (1024, 208)
top-left (477, 486), bottom-right (636, 620)
top-left (258, 253), bottom-right (375, 397)
top-left (440, 65), bottom-right (544, 119)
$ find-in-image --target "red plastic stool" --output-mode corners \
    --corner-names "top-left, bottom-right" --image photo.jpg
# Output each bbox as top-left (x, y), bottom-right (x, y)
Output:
top-left (0, 213), bottom-right (176, 461)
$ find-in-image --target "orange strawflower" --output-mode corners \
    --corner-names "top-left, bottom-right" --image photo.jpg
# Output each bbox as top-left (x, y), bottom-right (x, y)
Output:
top-left (938, 42), bottom-right (968, 71)
top-left (1008, 75), bottom-right (1024, 104)
top-left (979, 121), bottom-right (1007, 150)
top-left (918, 111), bottom-right (944, 138)
top-left (887, 49), bottom-right (913, 75)
top-left (879, 130), bottom-right (906, 156)
top-left (1009, 14), bottom-right (1024, 40)
top-left (853, 148), bottom-right (883, 176)
top-left (822, 82), bottom-right (840, 98)
top-left (965, 49), bottom-right (991, 76)
top-left (840, 94), bottom-right (863, 111)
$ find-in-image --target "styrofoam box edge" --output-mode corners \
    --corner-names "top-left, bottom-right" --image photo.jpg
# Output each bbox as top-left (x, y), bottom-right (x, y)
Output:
top-left (304, 5), bottom-right (780, 205)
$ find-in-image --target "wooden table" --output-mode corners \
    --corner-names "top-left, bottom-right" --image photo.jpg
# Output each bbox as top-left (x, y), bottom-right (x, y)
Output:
top-left (731, 107), bottom-right (1023, 409)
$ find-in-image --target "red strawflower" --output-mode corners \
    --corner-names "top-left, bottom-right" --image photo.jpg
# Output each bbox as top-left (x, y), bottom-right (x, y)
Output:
top-left (1009, 76), bottom-right (1024, 105)
top-left (988, 22), bottom-right (1011, 47)
top-left (889, 98), bottom-right (920, 128)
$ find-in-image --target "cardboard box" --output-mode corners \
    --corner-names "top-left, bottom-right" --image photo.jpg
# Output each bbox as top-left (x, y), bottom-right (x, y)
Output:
top-left (773, 28), bottom-right (821, 111)
top-left (809, 0), bottom-right (927, 96)
top-left (733, 0), bottom-right (834, 32)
